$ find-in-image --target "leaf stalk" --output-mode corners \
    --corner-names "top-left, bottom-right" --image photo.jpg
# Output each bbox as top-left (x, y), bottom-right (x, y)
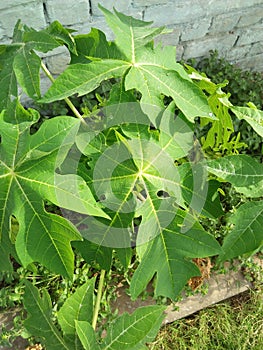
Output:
top-left (40, 61), bottom-right (85, 123)
top-left (92, 269), bottom-right (106, 330)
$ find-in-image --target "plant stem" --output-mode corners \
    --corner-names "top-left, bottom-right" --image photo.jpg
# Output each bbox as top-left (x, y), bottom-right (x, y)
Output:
top-left (92, 269), bottom-right (106, 330)
top-left (40, 61), bottom-right (85, 123)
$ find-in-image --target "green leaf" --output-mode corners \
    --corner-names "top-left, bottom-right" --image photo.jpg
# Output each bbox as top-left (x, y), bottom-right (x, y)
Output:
top-left (0, 45), bottom-right (18, 109)
top-left (100, 305), bottom-right (165, 350)
top-left (73, 239), bottom-right (113, 271)
top-left (70, 28), bottom-right (123, 64)
top-left (75, 321), bottom-right (100, 350)
top-left (57, 279), bottom-right (95, 348)
top-left (231, 105), bottom-right (263, 137)
top-left (0, 100), bottom-right (107, 277)
top-left (46, 20), bottom-right (77, 54)
top-left (23, 29), bottom-right (61, 53)
top-left (207, 155), bottom-right (263, 192)
top-left (219, 201), bottom-right (263, 261)
top-left (23, 280), bottom-right (71, 350)
top-left (41, 60), bottom-right (130, 102)
top-left (179, 163), bottom-right (224, 219)
top-left (130, 209), bottom-right (221, 300)
top-left (99, 5), bottom-right (167, 61)
top-left (13, 48), bottom-right (41, 99)
top-left (125, 52), bottom-right (211, 123)
top-left (0, 20), bottom-right (74, 104)
top-left (41, 8), bottom-right (211, 123)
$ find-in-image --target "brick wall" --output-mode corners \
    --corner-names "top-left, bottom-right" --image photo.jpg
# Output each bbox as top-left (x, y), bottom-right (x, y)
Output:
top-left (1, 0), bottom-right (263, 76)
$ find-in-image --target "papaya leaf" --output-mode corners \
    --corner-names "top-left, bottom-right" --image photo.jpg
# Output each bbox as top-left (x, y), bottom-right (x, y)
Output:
top-left (231, 105), bottom-right (263, 137)
top-left (41, 8), bottom-right (211, 124)
top-left (75, 321), bottom-right (100, 350)
top-left (23, 280), bottom-right (71, 350)
top-left (0, 20), bottom-right (76, 105)
top-left (130, 209), bottom-right (221, 300)
top-left (178, 163), bottom-right (224, 219)
top-left (0, 45), bottom-right (18, 109)
top-left (98, 5), bottom-right (167, 61)
top-left (70, 28), bottom-right (124, 64)
top-left (57, 279), bottom-right (95, 348)
top-left (0, 100), bottom-right (107, 277)
top-left (219, 201), bottom-right (263, 261)
top-left (74, 107), bottom-right (193, 248)
top-left (41, 60), bottom-right (130, 102)
top-left (100, 305), bottom-right (165, 350)
top-left (207, 155), bottom-right (263, 193)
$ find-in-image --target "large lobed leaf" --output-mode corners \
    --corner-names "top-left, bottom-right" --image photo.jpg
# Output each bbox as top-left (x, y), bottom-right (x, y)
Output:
top-left (0, 100), bottom-right (107, 277)
top-left (41, 7), bottom-right (212, 124)
top-left (130, 209), bottom-right (221, 300)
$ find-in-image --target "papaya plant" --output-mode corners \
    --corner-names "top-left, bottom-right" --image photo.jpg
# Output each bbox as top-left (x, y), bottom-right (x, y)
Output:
top-left (0, 5), bottom-right (263, 349)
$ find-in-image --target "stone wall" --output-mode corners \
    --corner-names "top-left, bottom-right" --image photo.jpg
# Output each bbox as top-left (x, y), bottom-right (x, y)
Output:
top-left (1, 0), bottom-right (263, 77)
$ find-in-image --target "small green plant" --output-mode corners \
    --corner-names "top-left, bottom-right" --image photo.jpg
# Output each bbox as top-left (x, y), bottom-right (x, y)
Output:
top-left (0, 5), bottom-right (263, 349)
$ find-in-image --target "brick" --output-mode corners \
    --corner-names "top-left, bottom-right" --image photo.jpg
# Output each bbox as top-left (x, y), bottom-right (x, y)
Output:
top-left (237, 6), bottom-right (263, 27)
top-left (46, 0), bottom-right (90, 26)
top-left (91, 0), bottom-right (132, 16)
top-left (0, 2), bottom-right (46, 39)
top-left (235, 53), bottom-right (263, 71)
top-left (183, 33), bottom-right (237, 59)
top-left (237, 26), bottom-right (263, 46)
top-left (133, 0), bottom-right (170, 7)
top-left (144, 2), bottom-right (205, 26)
top-left (206, 0), bottom-right (263, 15)
top-left (250, 42), bottom-right (263, 56)
top-left (175, 44), bottom-right (184, 61)
top-left (0, 0), bottom-right (33, 11)
top-left (45, 47), bottom-right (70, 74)
top-left (210, 13), bottom-right (240, 34)
top-left (225, 44), bottom-right (252, 62)
top-left (181, 20), bottom-right (211, 41)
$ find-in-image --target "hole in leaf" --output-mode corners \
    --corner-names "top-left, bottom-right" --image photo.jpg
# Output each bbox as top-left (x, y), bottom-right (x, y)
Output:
top-left (99, 194), bottom-right (106, 201)
top-left (157, 190), bottom-right (170, 198)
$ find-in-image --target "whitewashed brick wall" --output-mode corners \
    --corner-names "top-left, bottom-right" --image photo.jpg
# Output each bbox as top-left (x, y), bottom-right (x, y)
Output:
top-left (1, 0), bottom-right (263, 74)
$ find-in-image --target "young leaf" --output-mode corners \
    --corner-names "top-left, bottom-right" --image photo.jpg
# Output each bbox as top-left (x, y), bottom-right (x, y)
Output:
top-left (100, 305), bottom-right (165, 350)
top-left (75, 321), bottom-right (100, 350)
top-left (219, 201), bottom-right (263, 261)
top-left (0, 100), bottom-right (107, 277)
top-left (130, 209), bottom-right (221, 300)
top-left (23, 280), bottom-right (71, 350)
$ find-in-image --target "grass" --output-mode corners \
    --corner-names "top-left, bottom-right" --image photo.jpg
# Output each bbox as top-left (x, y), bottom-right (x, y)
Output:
top-left (148, 287), bottom-right (263, 350)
